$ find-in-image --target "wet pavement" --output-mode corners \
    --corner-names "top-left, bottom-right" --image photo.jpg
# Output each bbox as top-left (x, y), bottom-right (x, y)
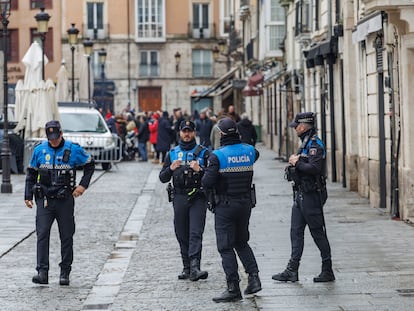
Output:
top-left (1, 144), bottom-right (414, 310)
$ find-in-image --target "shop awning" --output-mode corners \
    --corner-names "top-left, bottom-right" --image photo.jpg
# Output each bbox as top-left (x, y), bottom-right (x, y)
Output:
top-left (193, 66), bottom-right (240, 98)
top-left (303, 37), bottom-right (338, 68)
top-left (352, 11), bottom-right (383, 43)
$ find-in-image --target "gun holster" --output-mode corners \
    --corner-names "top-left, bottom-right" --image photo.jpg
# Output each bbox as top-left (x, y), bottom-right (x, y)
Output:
top-left (32, 183), bottom-right (44, 199)
top-left (166, 182), bottom-right (174, 202)
top-left (250, 184), bottom-right (257, 207)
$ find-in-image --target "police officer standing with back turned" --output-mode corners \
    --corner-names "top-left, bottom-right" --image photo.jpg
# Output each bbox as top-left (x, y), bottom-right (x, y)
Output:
top-left (159, 120), bottom-right (210, 282)
top-left (272, 112), bottom-right (335, 283)
top-left (25, 120), bottom-right (95, 286)
top-left (202, 117), bottom-right (262, 303)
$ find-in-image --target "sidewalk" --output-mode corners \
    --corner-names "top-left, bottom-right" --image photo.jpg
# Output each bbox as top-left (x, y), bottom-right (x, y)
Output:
top-left (1, 144), bottom-right (414, 310)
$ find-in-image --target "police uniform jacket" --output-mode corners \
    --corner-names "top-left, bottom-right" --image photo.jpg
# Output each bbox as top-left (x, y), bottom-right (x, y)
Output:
top-left (295, 129), bottom-right (326, 189)
top-left (202, 135), bottom-right (259, 196)
top-left (25, 139), bottom-right (95, 200)
top-left (159, 140), bottom-right (209, 190)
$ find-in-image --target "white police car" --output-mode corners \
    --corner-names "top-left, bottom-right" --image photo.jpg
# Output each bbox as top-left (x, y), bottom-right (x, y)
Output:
top-left (58, 102), bottom-right (121, 170)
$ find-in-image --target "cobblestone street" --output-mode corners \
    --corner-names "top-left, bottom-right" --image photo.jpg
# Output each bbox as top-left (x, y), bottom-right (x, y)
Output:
top-left (1, 144), bottom-right (414, 310)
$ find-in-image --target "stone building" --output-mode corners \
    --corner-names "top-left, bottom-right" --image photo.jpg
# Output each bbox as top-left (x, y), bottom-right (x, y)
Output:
top-left (254, 0), bottom-right (414, 221)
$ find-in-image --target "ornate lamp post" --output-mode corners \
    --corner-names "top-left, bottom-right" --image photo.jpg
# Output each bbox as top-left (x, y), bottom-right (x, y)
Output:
top-left (34, 7), bottom-right (50, 81)
top-left (82, 38), bottom-right (94, 104)
top-left (0, 0), bottom-right (11, 193)
top-left (67, 23), bottom-right (79, 101)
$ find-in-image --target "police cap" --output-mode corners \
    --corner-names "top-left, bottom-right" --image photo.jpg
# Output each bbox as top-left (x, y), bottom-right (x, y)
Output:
top-left (289, 112), bottom-right (315, 128)
top-left (45, 120), bottom-right (62, 140)
top-left (179, 120), bottom-right (196, 131)
top-left (217, 117), bottom-right (238, 135)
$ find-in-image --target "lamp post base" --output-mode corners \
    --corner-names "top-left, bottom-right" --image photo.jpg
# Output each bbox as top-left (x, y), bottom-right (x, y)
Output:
top-left (1, 183), bottom-right (12, 193)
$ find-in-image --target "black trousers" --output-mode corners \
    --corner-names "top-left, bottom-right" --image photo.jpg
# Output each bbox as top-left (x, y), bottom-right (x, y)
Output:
top-left (35, 196), bottom-right (75, 273)
top-left (173, 193), bottom-right (207, 268)
top-left (290, 190), bottom-right (331, 263)
top-left (215, 198), bottom-right (258, 282)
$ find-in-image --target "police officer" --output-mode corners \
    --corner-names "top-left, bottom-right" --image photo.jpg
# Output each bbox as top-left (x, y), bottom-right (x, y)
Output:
top-left (159, 120), bottom-right (210, 281)
top-left (202, 117), bottom-right (261, 303)
top-left (25, 120), bottom-right (95, 286)
top-left (272, 112), bottom-right (335, 283)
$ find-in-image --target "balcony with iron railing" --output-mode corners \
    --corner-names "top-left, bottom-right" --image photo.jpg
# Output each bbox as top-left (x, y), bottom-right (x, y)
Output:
top-left (82, 24), bottom-right (110, 41)
top-left (187, 23), bottom-right (217, 39)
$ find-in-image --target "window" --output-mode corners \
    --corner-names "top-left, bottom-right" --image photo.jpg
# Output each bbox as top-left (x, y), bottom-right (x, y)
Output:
top-left (87, 2), bottom-right (105, 39)
top-left (295, 0), bottom-right (310, 36)
top-left (140, 51), bottom-right (159, 77)
top-left (30, 0), bottom-right (52, 9)
top-left (0, 29), bottom-right (18, 62)
top-left (137, 0), bottom-right (165, 41)
top-left (30, 28), bottom-right (53, 61)
top-left (220, 0), bottom-right (234, 36)
top-left (192, 50), bottom-right (212, 78)
top-left (268, 0), bottom-right (285, 51)
top-left (192, 3), bottom-right (210, 38)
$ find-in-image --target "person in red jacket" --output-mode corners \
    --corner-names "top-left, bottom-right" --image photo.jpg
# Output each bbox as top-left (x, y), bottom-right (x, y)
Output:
top-left (148, 112), bottom-right (160, 163)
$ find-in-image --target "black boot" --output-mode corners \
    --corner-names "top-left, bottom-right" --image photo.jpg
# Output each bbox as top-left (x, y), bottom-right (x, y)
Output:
top-left (189, 258), bottom-right (208, 281)
top-left (59, 271), bottom-right (70, 286)
top-left (244, 273), bottom-right (262, 295)
top-left (313, 259), bottom-right (335, 282)
top-left (272, 259), bottom-right (299, 282)
top-left (177, 268), bottom-right (190, 280)
top-left (32, 271), bottom-right (48, 284)
top-left (213, 280), bottom-right (242, 303)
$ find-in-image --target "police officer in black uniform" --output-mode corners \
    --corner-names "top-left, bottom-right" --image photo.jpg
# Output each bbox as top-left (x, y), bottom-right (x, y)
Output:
top-left (202, 117), bottom-right (261, 303)
top-left (25, 120), bottom-right (95, 286)
top-left (272, 112), bottom-right (335, 283)
top-left (159, 120), bottom-right (210, 281)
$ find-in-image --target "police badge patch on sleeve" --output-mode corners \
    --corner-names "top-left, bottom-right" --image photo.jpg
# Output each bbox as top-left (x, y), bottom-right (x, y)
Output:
top-left (309, 148), bottom-right (317, 156)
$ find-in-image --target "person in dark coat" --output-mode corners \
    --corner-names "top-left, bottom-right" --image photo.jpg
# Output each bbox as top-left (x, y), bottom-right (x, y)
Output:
top-left (236, 113), bottom-right (257, 146)
top-left (195, 109), bottom-right (213, 148)
top-left (156, 111), bottom-right (174, 164)
top-left (137, 115), bottom-right (150, 161)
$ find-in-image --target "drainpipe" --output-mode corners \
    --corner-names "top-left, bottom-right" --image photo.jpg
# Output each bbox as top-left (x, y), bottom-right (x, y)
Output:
top-left (127, 0), bottom-right (131, 106)
top-left (340, 59), bottom-right (346, 187)
top-left (375, 33), bottom-right (386, 209)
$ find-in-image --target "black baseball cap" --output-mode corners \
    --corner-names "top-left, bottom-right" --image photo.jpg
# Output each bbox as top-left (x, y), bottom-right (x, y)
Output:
top-left (217, 117), bottom-right (238, 135)
top-left (179, 120), bottom-right (196, 131)
top-left (45, 120), bottom-right (62, 140)
top-left (289, 112), bottom-right (315, 128)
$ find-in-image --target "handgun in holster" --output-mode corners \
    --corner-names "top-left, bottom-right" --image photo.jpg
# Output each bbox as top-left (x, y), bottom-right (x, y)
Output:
top-left (166, 182), bottom-right (174, 202)
top-left (32, 183), bottom-right (44, 199)
top-left (250, 184), bottom-right (257, 208)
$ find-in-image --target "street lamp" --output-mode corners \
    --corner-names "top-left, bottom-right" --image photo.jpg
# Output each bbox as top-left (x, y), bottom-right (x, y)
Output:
top-left (0, 0), bottom-right (11, 193)
top-left (67, 23), bottom-right (79, 102)
top-left (98, 48), bottom-right (106, 79)
top-left (83, 38), bottom-right (94, 104)
top-left (34, 7), bottom-right (50, 81)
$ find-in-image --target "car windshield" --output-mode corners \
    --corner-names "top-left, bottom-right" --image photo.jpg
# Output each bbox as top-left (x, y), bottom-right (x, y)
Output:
top-left (60, 112), bottom-right (108, 133)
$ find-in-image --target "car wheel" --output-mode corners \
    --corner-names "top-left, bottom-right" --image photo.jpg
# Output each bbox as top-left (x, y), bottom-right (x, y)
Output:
top-left (102, 163), bottom-right (112, 171)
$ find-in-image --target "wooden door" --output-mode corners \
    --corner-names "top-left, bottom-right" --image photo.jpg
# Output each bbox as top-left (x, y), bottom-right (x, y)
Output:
top-left (138, 87), bottom-right (162, 112)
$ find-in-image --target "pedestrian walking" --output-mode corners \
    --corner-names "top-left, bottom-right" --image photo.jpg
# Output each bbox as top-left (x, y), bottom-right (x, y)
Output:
top-left (24, 120), bottom-right (95, 286)
top-left (159, 120), bottom-right (210, 281)
top-left (195, 108), bottom-right (213, 148)
top-left (137, 115), bottom-right (150, 162)
top-left (148, 112), bottom-right (160, 163)
top-left (202, 117), bottom-right (262, 303)
top-left (237, 113), bottom-right (257, 146)
top-left (157, 111), bottom-right (174, 164)
top-left (272, 112), bottom-right (335, 283)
